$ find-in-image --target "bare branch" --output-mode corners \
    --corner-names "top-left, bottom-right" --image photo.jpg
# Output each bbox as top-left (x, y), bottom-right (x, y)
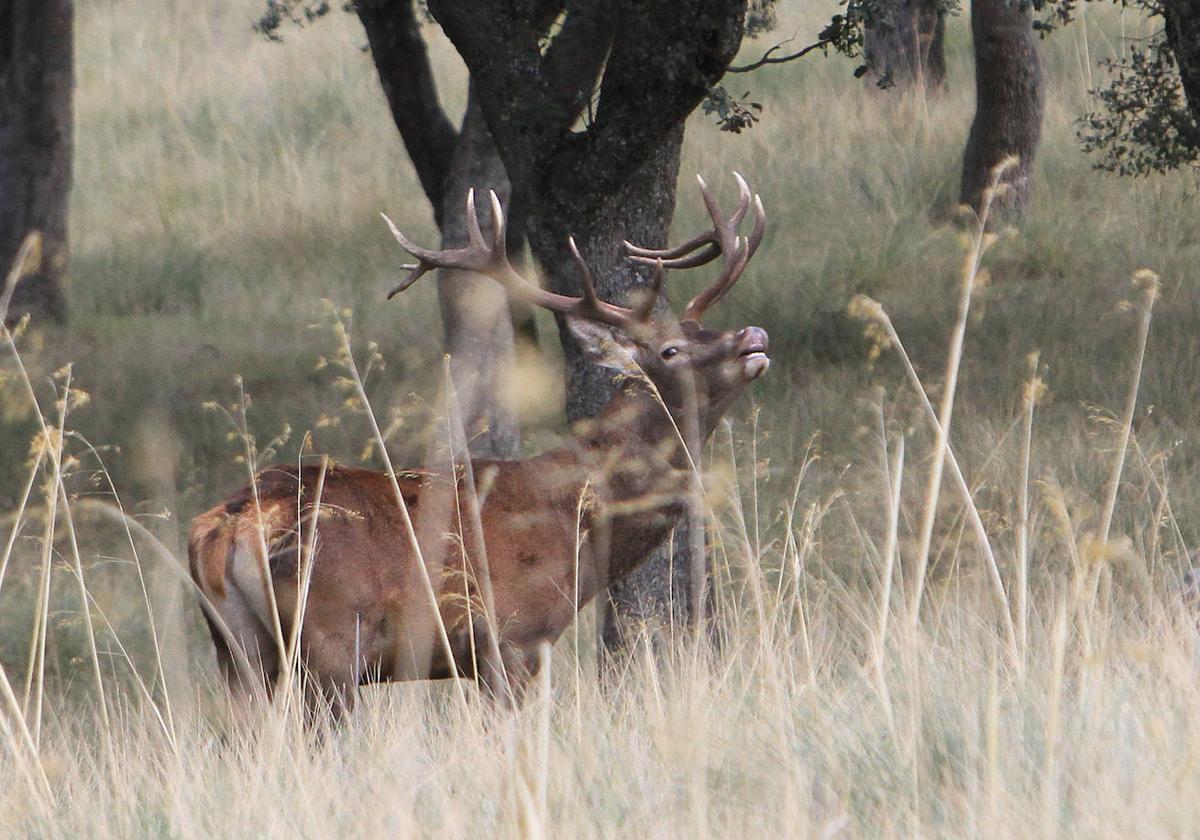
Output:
top-left (356, 0), bottom-right (458, 218)
top-left (727, 36), bottom-right (827, 72)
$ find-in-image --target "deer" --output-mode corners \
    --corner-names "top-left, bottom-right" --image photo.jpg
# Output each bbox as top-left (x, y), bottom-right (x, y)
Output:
top-left (187, 173), bottom-right (769, 719)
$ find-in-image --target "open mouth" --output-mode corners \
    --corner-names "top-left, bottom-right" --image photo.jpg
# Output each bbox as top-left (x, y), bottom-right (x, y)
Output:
top-left (738, 344), bottom-right (770, 379)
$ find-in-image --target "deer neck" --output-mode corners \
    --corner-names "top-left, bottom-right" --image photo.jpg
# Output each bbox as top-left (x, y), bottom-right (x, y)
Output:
top-left (567, 381), bottom-right (706, 592)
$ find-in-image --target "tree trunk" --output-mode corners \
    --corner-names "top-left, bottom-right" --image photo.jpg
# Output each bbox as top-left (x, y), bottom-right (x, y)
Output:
top-left (436, 88), bottom-right (522, 459)
top-left (959, 0), bottom-right (1044, 217)
top-left (1163, 0), bottom-right (1200, 126)
top-left (864, 0), bottom-right (947, 93)
top-left (358, 3), bottom-right (520, 459)
top-left (0, 0), bottom-right (73, 323)
top-left (525, 126), bottom-right (704, 652)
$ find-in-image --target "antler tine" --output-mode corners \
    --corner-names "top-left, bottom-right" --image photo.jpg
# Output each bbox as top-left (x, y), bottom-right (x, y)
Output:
top-left (384, 188), bottom-right (511, 299)
top-left (623, 173), bottom-right (734, 270)
top-left (632, 259), bottom-right (666, 323)
top-left (690, 204), bottom-right (763, 316)
top-left (625, 232), bottom-right (715, 262)
top-left (567, 236), bottom-right (603, 311)
top-left (746, 193), bottom-right (766, 260)
top-left (385, 188), bottom-right (517, 300)
top-left (680, 177), bottom-right (766, 322)
top-left (627, 241), bottom-right (720, 270)
top-left (696, 172), bottom-right (751, 251)
top-left (729, 171), bottom-right (752, 227)
top-left (567, 236), bottom-right (661, 332)
top-left (695, 175), bottom-right (732, 250)
top-left (681, 239), bottom-right (748, 322)
top-left (625, 172), bottom-right (753, 272)
top-left (621, 173), bottom-right (766, 322)
top-left (487, 189), bottom-right (506, 254)
top-left (382, 212), bottom-right (437, 299)
top-left (464, 188), bottom-right (487, 251)
top-left (385, 188), bottom-right (653, 333)
top-left (624, 173), bottom-right (752, 272)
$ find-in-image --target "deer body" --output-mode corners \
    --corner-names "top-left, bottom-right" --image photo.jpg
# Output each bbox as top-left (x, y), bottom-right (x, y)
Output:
top-left (191, 381), bottom-right (701, 706)
top-left (190, 174), bottom-right (770, 716)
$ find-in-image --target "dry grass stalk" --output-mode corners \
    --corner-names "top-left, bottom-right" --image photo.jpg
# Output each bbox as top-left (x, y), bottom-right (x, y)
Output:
top-left (910, 156), bottom-right (1016, 631)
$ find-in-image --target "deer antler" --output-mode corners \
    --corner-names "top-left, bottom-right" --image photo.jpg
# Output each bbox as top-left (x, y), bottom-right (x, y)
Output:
top-left (624, 172), bottom-right (765, 323)
top-left (383, 189), bottom-right (663, 334)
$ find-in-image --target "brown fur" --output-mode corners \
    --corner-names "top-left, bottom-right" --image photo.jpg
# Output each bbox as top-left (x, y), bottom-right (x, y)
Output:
top-left (190, 320), bottom-right (771, 717)
top-left (188, 510), bottom-right (232, 599)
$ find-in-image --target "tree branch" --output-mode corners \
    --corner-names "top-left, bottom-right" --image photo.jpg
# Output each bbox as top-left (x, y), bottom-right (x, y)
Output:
top-left (558, 0), bottom-right (746, 206)
top-left (356, 0), bottom-right (459, 222)
top-left (727, 35), bottom-right (826, 72)
top-left (1163, 0), bottom-right (1200, 125)
top-left (430, 0), bottom-right (745, 213)
top-left (426, 0), bottom-right (554, 194)
top-left (541, 0), bottom-right (616, 128)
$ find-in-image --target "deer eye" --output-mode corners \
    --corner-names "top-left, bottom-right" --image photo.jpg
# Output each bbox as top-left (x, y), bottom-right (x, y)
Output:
top-left (660, 346), bottom-right (679, 359)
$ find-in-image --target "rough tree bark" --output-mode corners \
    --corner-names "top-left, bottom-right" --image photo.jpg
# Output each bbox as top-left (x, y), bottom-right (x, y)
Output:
top-left (0, 0), bottom-right (73, 323)
top-left (528, 128), bottom-right (690, 649)
top-left (864, 0), bottom-right (947, 93)
top-left (430, 0), bottom-right (747, 650)
top-left (1163, 0), bottom-right (1200, 124)
top-left (959, 0), bottom-right (1044, 217)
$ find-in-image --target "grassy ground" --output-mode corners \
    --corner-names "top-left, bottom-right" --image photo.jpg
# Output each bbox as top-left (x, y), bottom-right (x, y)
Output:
top-left (2, 0), bottom-right (1200, 835)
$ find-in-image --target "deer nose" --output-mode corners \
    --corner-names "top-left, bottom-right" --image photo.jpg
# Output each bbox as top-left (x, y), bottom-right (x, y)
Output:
top-left (736, 326), bottom-right (769, 354)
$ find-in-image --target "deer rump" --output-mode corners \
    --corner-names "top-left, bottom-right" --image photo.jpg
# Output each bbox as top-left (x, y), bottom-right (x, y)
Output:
top-left (190, 459), bottom-right (619, 688)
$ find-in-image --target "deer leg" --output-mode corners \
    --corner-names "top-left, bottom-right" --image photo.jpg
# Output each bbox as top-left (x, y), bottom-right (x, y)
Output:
top-left (297, 624), bottom-right (361, 727)
top-left (300, 672), bottom-right (356, 728)
top-left (201, 594), bottom-right (279, 726)
top-left (474, 631), bottom-right (540, 709)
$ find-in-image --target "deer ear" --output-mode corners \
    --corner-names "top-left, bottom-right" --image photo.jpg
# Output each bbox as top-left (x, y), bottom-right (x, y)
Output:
top-left (565, 317), bottom-right (640, 373)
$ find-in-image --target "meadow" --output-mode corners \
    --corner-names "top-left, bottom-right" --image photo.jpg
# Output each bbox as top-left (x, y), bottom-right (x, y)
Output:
top-left (2, 0), bottom-right (1200, 835)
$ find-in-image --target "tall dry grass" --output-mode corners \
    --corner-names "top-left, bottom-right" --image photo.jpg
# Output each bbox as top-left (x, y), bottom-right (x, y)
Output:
top-left (3, 190), bottom-right (1198, 835)
top-left (1, 0), bottom-right (1200, 836)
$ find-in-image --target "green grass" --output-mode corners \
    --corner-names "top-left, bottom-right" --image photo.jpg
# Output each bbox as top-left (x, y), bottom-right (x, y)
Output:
top-left (36, 0), bottom-right (1200, 514)
top-left (2, 0), bottom-right (1200, 836)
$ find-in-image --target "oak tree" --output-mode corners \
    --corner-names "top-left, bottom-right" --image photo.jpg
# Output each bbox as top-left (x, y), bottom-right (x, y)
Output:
top-left (258, 0), bottom-right (752, 649)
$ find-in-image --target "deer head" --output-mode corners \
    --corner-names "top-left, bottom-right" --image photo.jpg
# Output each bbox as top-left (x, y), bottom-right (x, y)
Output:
top-left (382, 172), bottom-right (768, 437)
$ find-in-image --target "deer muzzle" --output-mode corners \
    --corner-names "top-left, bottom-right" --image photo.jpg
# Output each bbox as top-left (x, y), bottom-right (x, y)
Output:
top-left (736, 326), bottom-right (770, 380)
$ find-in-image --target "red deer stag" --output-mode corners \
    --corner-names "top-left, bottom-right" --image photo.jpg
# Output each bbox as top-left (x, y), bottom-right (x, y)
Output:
top-left (188, 174), bottom-right (769, 718)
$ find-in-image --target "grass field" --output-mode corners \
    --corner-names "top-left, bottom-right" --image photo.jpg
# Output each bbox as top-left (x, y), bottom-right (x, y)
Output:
top-left (2, 0), bottom-right (1200, 836)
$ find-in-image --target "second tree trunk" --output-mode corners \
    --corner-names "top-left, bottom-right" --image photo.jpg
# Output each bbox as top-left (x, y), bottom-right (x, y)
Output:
top-left (959, 0), bottom-right (1045, 217)
top-left (864, 0), bottom-right (947, 93)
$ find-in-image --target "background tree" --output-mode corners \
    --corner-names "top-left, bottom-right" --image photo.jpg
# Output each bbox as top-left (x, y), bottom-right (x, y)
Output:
top-left (0, 0), bottom-right (73, 323)
top-left (261, 0), bottom-right (532, 458)
top-left (863, 0), bottom-right (949, 93)
top-left (960, 0), bottom-right (1045, 215)
top-left (1164, 0), bottom-right (1200, 122)
top-left (360, 3), bottom-right (521, 459)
